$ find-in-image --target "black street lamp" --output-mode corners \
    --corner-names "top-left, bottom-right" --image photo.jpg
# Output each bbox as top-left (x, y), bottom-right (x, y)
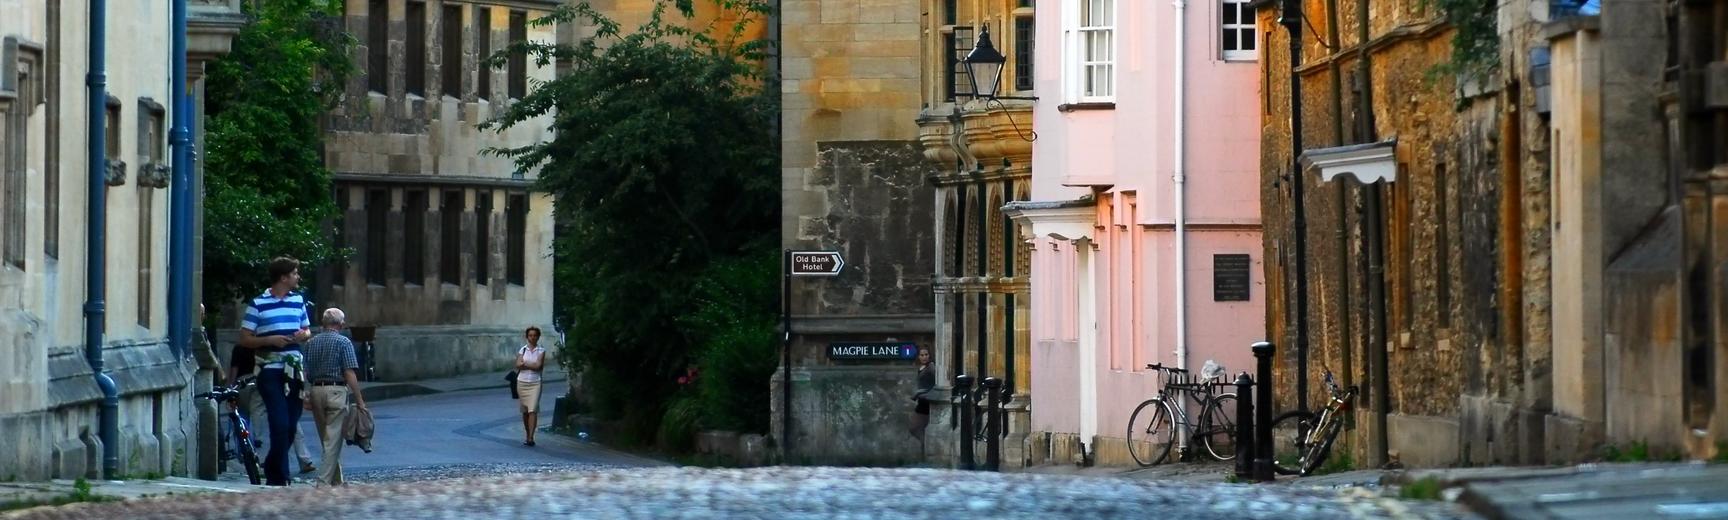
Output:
top-left (962, 25), bottom-right (1036, 102)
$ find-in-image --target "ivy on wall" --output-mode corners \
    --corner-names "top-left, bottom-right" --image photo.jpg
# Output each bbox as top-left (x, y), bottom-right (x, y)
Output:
top-left (1429, 0), bottom-right (1501, 94)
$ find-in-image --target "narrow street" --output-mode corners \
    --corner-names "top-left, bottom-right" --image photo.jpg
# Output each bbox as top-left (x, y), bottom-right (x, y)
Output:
top-left (320, 382), bottom-right (662, 483)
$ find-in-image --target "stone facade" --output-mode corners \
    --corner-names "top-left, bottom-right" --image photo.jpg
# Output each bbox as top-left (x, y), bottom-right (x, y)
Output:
top-left (1255, 0), bottom-right (1728, 468)
top-left (912, 0), bottom-right (1036, 470)
top-left (303, 0), bottom-right (559, 381)
top-left (0, 0), bottom-right (240, 480)
top-left (776, 0), bottom-right (940, 465)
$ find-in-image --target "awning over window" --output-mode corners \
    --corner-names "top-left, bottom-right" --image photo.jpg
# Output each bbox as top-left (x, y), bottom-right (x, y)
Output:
top-left (1298, 140), bottom-right (1398, 184)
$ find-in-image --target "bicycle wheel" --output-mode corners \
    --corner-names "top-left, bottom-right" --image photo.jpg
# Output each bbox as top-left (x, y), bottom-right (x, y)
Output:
top-left (235, 426), bottom-right (262, 485)
top-left (1126, 399), bottom-right (1176, 467)
top-left (1300, 416), bottom-right (1344, 476)
top-left (1199, 393), bottom-right (1239, 461)
top-left (1268, 410), bottom-right (1316, 475)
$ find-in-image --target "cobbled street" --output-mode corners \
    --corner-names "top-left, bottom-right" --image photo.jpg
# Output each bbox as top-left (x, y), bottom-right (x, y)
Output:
top-left (2, 383), bottom-right (1474, 519)
top-left (7, 466), bottom-right (1471, 519)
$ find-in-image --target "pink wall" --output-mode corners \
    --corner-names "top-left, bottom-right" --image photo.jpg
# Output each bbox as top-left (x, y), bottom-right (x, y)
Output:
top-left (1024, 0), bottom-right (1265, 443)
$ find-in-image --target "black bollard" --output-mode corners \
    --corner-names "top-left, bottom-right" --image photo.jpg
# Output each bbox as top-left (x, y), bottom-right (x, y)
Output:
top-left (955, 374), bottom-right (975, 470)
top-left (1251, 341), bottom-right (1276, 482)
top-left (982, 377), bottom-right (1002, 472)
top-left (1234, 371), bottom-right (1255, 481)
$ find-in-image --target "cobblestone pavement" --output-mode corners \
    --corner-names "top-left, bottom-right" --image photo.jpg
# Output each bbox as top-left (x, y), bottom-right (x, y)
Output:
top-left (7, 466), bottom-right (1473, 519)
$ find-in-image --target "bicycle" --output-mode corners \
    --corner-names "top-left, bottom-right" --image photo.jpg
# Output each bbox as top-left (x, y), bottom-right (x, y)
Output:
top-left (1268, 367), bottom-right (1358, 476)
top-left (1126, 363), bottom-right (1239, 466)
top-left (197, 377), bottom-right (263, 485)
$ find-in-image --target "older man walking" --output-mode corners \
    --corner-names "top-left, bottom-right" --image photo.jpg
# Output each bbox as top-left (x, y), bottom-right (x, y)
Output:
top-left (304, 307), bottom-right (368, 486)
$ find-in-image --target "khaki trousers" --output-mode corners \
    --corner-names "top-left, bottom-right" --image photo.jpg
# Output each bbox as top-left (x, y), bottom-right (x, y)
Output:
top-left (309, 386), bottom-right (351, 486)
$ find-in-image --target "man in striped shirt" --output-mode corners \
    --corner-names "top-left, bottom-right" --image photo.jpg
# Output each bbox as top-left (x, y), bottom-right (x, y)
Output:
top-left (239, 257), bottom-right (314, 486)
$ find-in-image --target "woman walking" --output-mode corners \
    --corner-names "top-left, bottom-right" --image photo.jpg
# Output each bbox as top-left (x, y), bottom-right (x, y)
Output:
top-left (515, 327), bottom-right (547, 446)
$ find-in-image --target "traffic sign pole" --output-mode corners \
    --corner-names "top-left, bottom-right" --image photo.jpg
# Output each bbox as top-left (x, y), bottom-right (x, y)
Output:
top-left (781, 249), bottom-right (793, 461)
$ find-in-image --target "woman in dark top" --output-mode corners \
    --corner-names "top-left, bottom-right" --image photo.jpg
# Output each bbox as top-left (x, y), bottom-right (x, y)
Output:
top-left (908, 347), bottom-right (936, 441)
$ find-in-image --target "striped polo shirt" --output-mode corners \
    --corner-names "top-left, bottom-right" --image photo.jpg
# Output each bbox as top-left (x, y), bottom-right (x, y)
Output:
top-left (242, 290), bottom-right (311, 369)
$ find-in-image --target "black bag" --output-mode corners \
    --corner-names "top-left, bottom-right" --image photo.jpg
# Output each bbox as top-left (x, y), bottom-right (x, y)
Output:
top-left (505, 370), bottom-right (519, 399)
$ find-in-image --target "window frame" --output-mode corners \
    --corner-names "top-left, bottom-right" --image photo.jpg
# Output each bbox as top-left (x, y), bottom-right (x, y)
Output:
top-left (1065, 0), bottom-right (1116, 102)
top-left (1220, 0), bottom-right (1257, 61)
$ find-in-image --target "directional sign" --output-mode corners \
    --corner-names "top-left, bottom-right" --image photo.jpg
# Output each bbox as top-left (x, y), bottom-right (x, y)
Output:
top-left (790, 251), bottom-right (845, 276)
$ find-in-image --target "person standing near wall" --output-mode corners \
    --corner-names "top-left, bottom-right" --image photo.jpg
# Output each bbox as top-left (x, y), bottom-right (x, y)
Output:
top-left (908, 347), bottom-right (936, 443)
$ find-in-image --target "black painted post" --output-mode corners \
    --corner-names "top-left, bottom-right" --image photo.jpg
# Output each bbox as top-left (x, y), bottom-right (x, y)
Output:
top-left (982, 377), bottom-right (1002, 472)
top-left (955, 374), bottom-right (975, 470)
top-left (1252, 341), bottom-right (1276, 482)
top-left (1234, 371), bottom-right (1255, 481)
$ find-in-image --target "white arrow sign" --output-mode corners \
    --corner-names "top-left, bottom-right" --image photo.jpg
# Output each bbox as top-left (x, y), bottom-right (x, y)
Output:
top-left (790, 251), bottom-right (844, 276)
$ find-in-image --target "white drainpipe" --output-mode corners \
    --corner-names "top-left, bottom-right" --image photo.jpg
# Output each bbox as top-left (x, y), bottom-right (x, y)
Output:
top-left (1172, 0), bottom-right (1189, 372)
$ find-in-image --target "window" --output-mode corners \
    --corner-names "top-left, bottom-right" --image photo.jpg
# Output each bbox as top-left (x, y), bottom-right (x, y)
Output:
top-left (475, 190), bottom-right (491, 284)
top-left (331, 187), bottom-right (347, 288)
top-left (944, 27), bottom-right (974, 101)
top-left (442, 5), bottom-right (463, 98)
top-left (508, 11), bottom-right (527, 99)
top-left (1014, 16), bottom-right (1035, 92)
top-left (404, 190), bottom-right (427, 285)
top-left (1221, 0), bottom-right (1256, 60)
top-left (105, 95), bottom-right (120, 174)
top-left (476, 7), bottom-right (492, 100)
top-left (368, 0), bottom-right (389, 93)
top-left (441, 190), bottom-right (462, 284)
top-left (1435, 162), bottom-right (1451, 328)
top-left (137, 98), bottom-right (165, 187)
top-left (1067, 0), bottom-right (1115, 101)
top-left (506, 193), bottom-right (526, 285)
top-left (407, 1), bottom-right (426, 96)
top-left (366, 188), bottom-right (389, 285)
top-left (138, 186), bottom-right (152, 328)
top-left (2, 40), bottom-right (42, 270)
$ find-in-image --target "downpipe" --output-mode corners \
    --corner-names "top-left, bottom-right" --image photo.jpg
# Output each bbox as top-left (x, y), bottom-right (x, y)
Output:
top-left (169, 0), bottom-right (191, 358)
top-left (1172, 0), bottom-right (1191, 455)
top-left (85, 0), bottom-right (120, 479)
top-left (1171, 0), bottom-right (1188, 373)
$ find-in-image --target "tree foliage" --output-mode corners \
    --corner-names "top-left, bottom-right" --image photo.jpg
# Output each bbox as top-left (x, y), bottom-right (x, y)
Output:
top-left (484, 0), bottom-right (778, 445)
top-left (202, 0), bottom-right (353, 312)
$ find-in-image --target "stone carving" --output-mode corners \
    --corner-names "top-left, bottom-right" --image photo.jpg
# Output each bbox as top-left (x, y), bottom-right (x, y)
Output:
top-left (104, 159), bottom-right (128, 187)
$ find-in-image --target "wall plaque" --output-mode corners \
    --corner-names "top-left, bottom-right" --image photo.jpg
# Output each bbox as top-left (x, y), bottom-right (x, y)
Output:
top-left (1213, 254), bottom-right (1252, 302)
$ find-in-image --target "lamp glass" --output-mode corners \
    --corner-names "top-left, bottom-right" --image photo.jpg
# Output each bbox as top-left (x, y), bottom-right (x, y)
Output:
top-left (963, 26), bottom-right (1008, 99)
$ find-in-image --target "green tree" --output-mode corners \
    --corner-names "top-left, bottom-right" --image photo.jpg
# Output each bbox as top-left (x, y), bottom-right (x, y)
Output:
top-left (202, 0), bottom-right (354, 312)
top-left (484, 0), bottom-right (778, 446)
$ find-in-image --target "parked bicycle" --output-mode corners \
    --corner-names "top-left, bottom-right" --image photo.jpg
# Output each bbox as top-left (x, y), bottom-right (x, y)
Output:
top-left (197, 376), bottom-right (262, 485)
top-left (1268, 367), bottom-right (1358, 476)
top-left (1126, 363), bottom-right (1238, 466)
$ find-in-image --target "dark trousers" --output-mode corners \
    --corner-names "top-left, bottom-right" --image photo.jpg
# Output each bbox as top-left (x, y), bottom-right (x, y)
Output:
top-left (257, 368), bottom-right (303, 486)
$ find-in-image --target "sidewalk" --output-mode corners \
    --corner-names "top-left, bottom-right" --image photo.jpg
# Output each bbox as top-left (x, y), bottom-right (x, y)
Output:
top-left (0, 475), bottom-right (265, 516)
top-left (358, 370), bottom-right (569, 402)
top-left (1, 370), bottom-right (571, 514)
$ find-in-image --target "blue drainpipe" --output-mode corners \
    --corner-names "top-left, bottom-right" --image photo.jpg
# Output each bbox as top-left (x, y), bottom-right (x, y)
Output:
top-left (84, 0), bottom-right (120, 479)
top-left (169, 0), bottom-right (191, 359)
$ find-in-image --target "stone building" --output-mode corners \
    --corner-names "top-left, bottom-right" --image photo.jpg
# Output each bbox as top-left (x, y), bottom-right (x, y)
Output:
top-left (912, 0), bottom-right (1037, 469)
top-left (0, 0), bottom-right (242, 480)
top-left (774, 0), bottom-right (941, 465)
top-left (1254, 0), bottom-right (1728, 467)
top-left (303, 0), bottom-right (559, 382)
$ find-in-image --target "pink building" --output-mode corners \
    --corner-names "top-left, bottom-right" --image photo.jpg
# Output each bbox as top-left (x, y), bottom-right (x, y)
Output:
top-left (1005, 0), bottom-right (1265, 466)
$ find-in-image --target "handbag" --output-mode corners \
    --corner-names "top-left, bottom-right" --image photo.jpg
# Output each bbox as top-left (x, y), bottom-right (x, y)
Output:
top-left (505, 370), bottom-right (519, 399)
